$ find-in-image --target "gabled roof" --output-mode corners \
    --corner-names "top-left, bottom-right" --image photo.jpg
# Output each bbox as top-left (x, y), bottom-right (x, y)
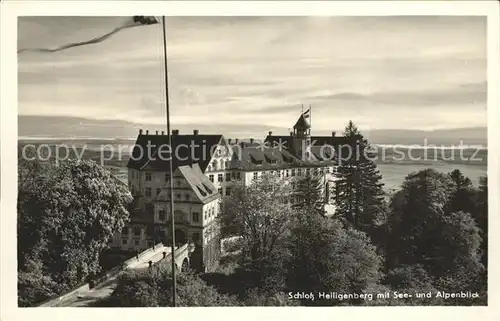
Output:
top-left (127, 133), bottom-right (225, 172)
top-left (263, 134), bottom-right (358, 163)
top-left (229, 143), bottom-right (332, 171)
top-left (154, 163), bottom-right (220, 205)
top-left (177, 164), bottom-right (220, 204)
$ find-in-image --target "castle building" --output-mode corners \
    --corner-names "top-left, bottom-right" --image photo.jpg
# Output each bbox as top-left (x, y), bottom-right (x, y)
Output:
top-left (112, 112), bottom-right (354, 272)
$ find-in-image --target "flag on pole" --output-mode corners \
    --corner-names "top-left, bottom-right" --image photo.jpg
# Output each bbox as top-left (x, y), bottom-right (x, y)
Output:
top-left (302, 108), bottom-right (311, 119)
top-left (17, 16), bottom-right (160, 54)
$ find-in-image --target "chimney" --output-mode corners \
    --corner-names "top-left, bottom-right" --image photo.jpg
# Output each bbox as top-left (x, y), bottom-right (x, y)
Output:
top-left (228, 138), bottom-right (232, 144)
top-left (161, 131), bottom-right (165, 135)
top-left (250, 138), bottom-right (254, 144)
top-left (156, 130), bottom-right (159, 135)
top-left (332, 131), bottom-right (336, 137)
top-left (145, 130), bottom-right (149, 135)
top-left (139, 129), bottom-right (143, 135)
top-left (193, 129), bottom-right (199, 135)
top-left (172, 129), bottom-right (179, 135)
top-left (268, 131), bottom-right (272, 136)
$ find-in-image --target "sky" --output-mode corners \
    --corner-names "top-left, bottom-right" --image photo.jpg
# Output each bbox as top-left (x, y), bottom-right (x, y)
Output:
top-left (18, 16), bottom-right (487, 138)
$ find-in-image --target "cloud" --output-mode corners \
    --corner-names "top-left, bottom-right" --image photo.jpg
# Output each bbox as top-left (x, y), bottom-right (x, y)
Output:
top-left (18, 16), bottom-right (487, 136)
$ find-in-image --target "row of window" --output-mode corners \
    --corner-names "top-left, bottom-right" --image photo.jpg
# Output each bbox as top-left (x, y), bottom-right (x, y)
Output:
top-left (252, 167), bottom-right (334, 180)
top-left (122, 227), bottom-right (143, 236)
top-left (204, 206), bottom-right (217, 221)
top-left (208, 173), bottom-right (233, 183)
top-left (122, 238), bottom-right (141, 246)
top-left (144, 187), bottom-right (192, 201)
top-left (206, 158), bottom-right (230, 172)
top-left (143, 172), bottom-right (182, 185)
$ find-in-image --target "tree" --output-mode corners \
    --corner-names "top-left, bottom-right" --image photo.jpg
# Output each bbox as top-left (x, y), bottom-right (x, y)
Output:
top-left (381, 264), bottom-right (443, 306)
top-left (293, 174), bottom-right (325, 215)
top-left (334, 121), bottom-right (386, 239)
top-left (219, 173), bottom-right (293, 265)
top-left (385, 169), bottom-right (485, 302)
top-left (105, 264), bottom-right (238, 307)
top-left (218, 173), bottom-right (296, 293)
top-left (17, 158), bottom-right (132, 306)
top-left (286, 211), bottom-right (383, 306)
top-left (385, 168), bottom-right (454, 271)
top-left (474, 176), bottom-right (488, 267)
top-left (445, 169), bottom-right (477, 215)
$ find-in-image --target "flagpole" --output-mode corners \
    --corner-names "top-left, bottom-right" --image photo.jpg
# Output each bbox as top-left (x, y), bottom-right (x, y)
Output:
top-left (161, 15), bottom-right (177, 307)
top-left (310, 104), bottom-right (312, 134)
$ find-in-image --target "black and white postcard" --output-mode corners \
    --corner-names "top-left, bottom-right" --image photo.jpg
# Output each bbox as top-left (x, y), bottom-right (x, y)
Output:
top-left (1, 1), bottom-right (499, 321)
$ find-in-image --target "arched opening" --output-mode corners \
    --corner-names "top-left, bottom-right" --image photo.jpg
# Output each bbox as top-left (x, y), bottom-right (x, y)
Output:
top-left (181, 258), bottom-right (189, 272)
top-left (175, 229), bottom-right (186, 245)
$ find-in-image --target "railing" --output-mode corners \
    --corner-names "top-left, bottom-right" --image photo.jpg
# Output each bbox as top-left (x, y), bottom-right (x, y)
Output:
top-left (37, 242), bottom-right (163, 307)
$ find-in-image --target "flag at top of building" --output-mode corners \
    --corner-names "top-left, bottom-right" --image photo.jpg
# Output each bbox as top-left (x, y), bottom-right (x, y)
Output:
top-left (17, 16), bottom-right (160, 54)
top-left (302, 107), bottom-right (311, 118)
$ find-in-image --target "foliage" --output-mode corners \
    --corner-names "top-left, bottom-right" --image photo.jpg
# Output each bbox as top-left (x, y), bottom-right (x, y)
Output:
top-left (218, 173), bottom-right (293, 267)
top-left (17, 158), bottom-right (132, 306)
top-left (334, 120), bottom-right (386, 239)
top-left (107, 264), bottom-right (238, 307)
top-left (383, 169), bottom-right (487, 306)
top-left (293, 174), bottom-right (325, 215)
top-left (286, 212), bottom-right (383, 306)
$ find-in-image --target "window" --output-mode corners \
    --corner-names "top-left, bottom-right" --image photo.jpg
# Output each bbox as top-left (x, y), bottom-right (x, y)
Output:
top-left (226, 174), bottom-right (231, 182)
top-left (145, 203), bottom-right (154, 214)
top-left (225, 160), bottom-right (229, 168)
top-left (306, 168), bottom-right (310, 176)
top-left (185, 194), bottom-right (190, 201)
top-left (286, 170), bottom-right (289, 177)
top-left (176, 194), bottom-right (181, 200)
top-left (122, 239), bottom-right (127, 245)
top-left (122, 229), bottom-right (129, 236)
top-left (297, 169), bottom-right (302, 176)
top-left (165, 173), bottom-right (169, 181)
top-left (226, 188), bottom-right (231, 196)
top-left (253, 172), bottom-right (258, 180)
top-left (192, 232), bottom-right (200, 243)
top-left (212, 160), bottom-right (218, 170)
top-left (218, 174), bottom-right (223, 182)
top-left (236, 172), bottom-right (241, 180)
top-left (156, 188), bottom-right (161, 196)
top-left (192, 212), bottom-right (200, 222)
top-left (133, 227), bottom-right (141, 236)
top-left (159, 209), bottom-right (165, 221)
top-left (145, 172), bottom-right (152, 181)
top-left (209, 174), bottom-right (214, 182)
top-left (278, 170), bottom-right (281, 177)
top-left (177, 180), bottom-right (181, 187)
top-left (134, 240), bottom-right (140, 245)
top-left (145, 187), bottom-right (152, 197)
top-left (291, 169), bottom-right (296, 176)
top-left (218, 188), bottom-right (222, 195)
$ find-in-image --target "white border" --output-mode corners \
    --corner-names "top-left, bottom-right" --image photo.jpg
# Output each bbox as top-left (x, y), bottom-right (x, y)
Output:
top-left (1, 1), bottom-right (499, 320)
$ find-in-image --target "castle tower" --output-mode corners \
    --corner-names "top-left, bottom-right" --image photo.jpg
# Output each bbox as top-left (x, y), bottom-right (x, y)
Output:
top-left (292, 113), bottom-right (312, 160)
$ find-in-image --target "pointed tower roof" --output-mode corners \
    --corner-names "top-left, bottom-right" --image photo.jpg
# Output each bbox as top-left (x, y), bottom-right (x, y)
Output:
top-left (293, 114), bottom-right (311, 129)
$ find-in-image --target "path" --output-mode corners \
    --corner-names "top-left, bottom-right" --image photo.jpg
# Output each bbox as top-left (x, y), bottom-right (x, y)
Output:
top-left (62, 245), bottom-right (171, 307)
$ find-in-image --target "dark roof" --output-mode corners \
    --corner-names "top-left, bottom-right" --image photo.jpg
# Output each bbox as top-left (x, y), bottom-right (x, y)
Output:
top-left (263, 134), bottom-right (359, 163)
top-left (229, 143), bottom-right (339, 171)
top-left (293, 114), bottom-right (311, 129)
top-left (127, 133), bottom-right (225, 172)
